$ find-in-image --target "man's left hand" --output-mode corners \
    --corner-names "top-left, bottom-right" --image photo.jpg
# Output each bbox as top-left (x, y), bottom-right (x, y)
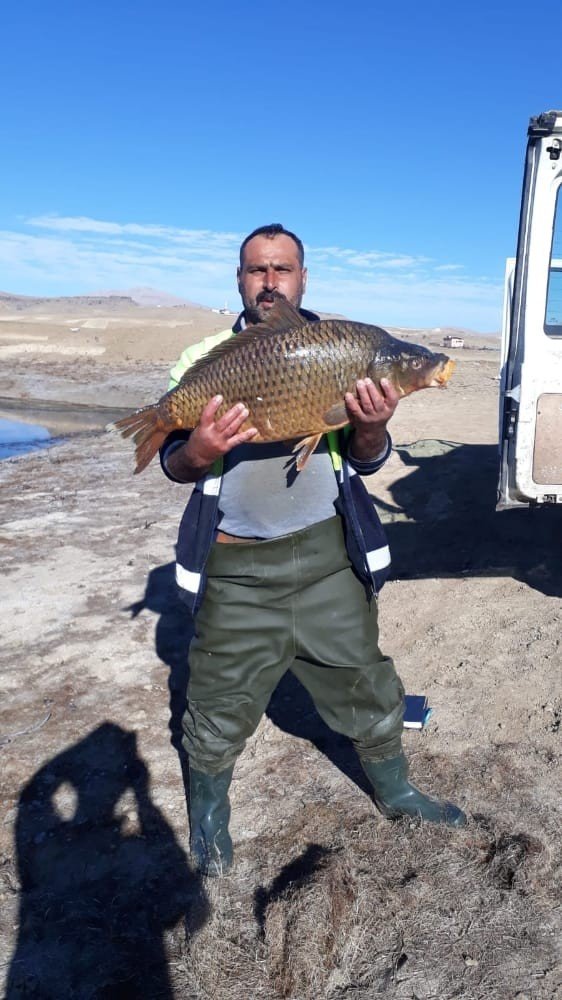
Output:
top-left (345, 377), bottom-right (399, 460)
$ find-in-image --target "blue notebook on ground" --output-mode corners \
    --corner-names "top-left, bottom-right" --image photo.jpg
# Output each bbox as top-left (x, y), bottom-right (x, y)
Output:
top-left (403, 694), bottom-right (432, 730)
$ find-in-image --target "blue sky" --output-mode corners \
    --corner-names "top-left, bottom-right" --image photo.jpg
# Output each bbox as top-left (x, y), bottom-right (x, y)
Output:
top-left (1, 0), bottom-right (560, 331)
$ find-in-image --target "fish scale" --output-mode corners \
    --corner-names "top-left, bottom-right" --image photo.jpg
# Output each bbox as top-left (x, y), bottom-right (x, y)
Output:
top-left (112, 298), bottom-right (454, 474)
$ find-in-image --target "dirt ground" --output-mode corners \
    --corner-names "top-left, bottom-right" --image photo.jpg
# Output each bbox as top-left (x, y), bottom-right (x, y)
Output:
top-left (0, 302), bottom-right (560, 999)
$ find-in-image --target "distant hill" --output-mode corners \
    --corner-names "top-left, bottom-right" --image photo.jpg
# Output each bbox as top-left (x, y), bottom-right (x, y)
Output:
top-left (92, 286), bottom-right (203, 308)
top-left (0, 287), bottom-right (205, 311)
top-left (0, 291), bottom-right (136, 311)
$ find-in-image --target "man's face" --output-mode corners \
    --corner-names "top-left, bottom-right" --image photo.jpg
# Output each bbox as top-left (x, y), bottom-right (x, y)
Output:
top-left (237, 234), bottom-right (307, 324)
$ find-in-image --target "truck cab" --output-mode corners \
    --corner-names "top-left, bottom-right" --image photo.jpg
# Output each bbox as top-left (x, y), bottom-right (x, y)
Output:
top-left (498, 110), bottom-right (562, 508)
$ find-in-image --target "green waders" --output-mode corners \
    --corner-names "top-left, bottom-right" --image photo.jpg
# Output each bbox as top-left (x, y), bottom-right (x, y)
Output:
top-left (183, 516), bottom-right (465, 874)
top-left (183, 516), bottom-right (405, 773)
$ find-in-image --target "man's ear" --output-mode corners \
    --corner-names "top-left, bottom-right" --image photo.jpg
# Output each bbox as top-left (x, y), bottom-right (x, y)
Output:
top-left (302, 267), bottom-right (308, 293)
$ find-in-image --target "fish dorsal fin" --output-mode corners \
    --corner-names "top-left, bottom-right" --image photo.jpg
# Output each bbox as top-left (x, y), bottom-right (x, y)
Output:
top-left (180, 299), bottom-right (308, 382)
top-left (257, 296), bottom-right (308, 332)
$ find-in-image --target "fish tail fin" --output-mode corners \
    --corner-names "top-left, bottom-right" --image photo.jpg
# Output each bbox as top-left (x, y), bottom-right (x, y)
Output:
top-left (110, 404), bottom-right (175, 474)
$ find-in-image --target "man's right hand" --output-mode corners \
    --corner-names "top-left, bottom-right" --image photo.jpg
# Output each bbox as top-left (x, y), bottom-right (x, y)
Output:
top-left (165, 395), bottom-right (258, 483)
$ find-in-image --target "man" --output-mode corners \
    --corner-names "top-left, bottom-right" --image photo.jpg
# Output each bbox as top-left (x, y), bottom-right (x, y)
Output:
top-left (160, 224), bottom-right (466, 876)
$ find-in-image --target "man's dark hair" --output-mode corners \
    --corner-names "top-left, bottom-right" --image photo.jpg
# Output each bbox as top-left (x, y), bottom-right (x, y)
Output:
top-left (239, 224), bottom-right (305, 267)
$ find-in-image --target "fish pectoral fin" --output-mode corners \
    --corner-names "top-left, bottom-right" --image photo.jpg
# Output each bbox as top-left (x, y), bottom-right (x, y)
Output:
top-left (292, 433), bottom-right (323, 471)
top-left (323, 401), bottom-right (349, 426)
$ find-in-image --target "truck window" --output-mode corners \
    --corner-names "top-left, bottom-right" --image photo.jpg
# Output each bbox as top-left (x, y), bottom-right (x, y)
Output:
top-left (545, 186), bottom-right (562, 335)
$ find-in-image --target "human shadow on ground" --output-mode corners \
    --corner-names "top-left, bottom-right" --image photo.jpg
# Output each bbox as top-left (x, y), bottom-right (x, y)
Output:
top-left (6, 722), bottom-right (208, 999)
top-left (253, 843), bottom-right (336, 939)
top-left (377, 440), bottom-right (562, 598)
top-left (128, 567), bottom-right (218, 818)
top-left (128, 564), bottom-right (193, 795)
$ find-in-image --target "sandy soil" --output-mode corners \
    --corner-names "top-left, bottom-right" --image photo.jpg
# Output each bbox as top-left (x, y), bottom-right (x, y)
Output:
top-left (0, 301), bottom-right (560, 999)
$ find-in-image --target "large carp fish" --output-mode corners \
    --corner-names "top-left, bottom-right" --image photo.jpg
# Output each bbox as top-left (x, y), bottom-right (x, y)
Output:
top-left (112, 296), bottom-right (454, 474)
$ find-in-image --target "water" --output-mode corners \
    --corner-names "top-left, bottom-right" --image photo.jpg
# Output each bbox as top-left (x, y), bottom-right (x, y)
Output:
top-left (0, 418), bottom-right (53, 461)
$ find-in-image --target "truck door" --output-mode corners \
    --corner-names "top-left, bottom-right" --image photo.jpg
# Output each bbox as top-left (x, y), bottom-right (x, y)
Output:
top-left (498, 110), bottom-right (562, 508)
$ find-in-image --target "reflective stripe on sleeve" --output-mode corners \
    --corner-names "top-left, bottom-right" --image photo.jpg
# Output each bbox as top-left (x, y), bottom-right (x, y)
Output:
top-left (176, 565), bottom-right (202, 593)
top-left (366, 545), bottom-right (391, 572)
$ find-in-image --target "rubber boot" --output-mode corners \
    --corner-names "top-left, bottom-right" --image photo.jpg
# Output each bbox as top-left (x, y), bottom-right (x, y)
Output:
top-left (189, 765), bottom-right (235, 876)
top-left (361, 754), bottom-right (467, 827)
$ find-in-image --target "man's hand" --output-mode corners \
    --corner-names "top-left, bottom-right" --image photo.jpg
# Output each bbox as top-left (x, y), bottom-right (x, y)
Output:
top-left (345, 377), bottom-right (399, 461)
top-left (166, 396), bottom-right (258, 482)
top-left (188, 396), bottom-right (258, 465)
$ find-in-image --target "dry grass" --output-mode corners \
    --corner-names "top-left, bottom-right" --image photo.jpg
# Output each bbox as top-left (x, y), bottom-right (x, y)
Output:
top-left (171, 748), bottom-right (560, 1000)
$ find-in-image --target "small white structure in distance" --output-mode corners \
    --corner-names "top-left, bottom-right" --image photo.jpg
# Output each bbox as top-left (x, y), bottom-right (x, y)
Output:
top-left (442, 334), bottom-right (464, 349)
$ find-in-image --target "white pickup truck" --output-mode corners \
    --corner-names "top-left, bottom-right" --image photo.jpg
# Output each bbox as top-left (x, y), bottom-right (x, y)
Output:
top-left (498, 109), bottom-right (562, 508)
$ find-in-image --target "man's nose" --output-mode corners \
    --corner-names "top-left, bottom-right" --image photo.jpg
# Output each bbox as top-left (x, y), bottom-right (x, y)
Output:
top-left (263, 267), bottom-right (277, 290)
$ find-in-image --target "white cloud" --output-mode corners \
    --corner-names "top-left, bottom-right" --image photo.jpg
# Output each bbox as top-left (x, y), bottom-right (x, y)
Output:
top-left (306, 245), bottom-right (429, 271)
top-left (308, 271), bottom-right (501, 330)
top-left (27, 214), bottom-right (241, 245)
top-left (0, 214), bottom-right (503, 330)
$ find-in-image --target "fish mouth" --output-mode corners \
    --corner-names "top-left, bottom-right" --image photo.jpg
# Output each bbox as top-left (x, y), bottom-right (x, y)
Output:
top-left (431, 358), bottom-right (456, 387)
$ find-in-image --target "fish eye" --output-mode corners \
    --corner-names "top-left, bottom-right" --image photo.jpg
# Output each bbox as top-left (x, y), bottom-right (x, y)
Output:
top-left (410, 358), bottom-right (422, 369)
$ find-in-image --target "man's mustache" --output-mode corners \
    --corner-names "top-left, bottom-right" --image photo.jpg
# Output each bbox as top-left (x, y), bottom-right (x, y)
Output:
top-left (257, 290), bottom-right (285, 305)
